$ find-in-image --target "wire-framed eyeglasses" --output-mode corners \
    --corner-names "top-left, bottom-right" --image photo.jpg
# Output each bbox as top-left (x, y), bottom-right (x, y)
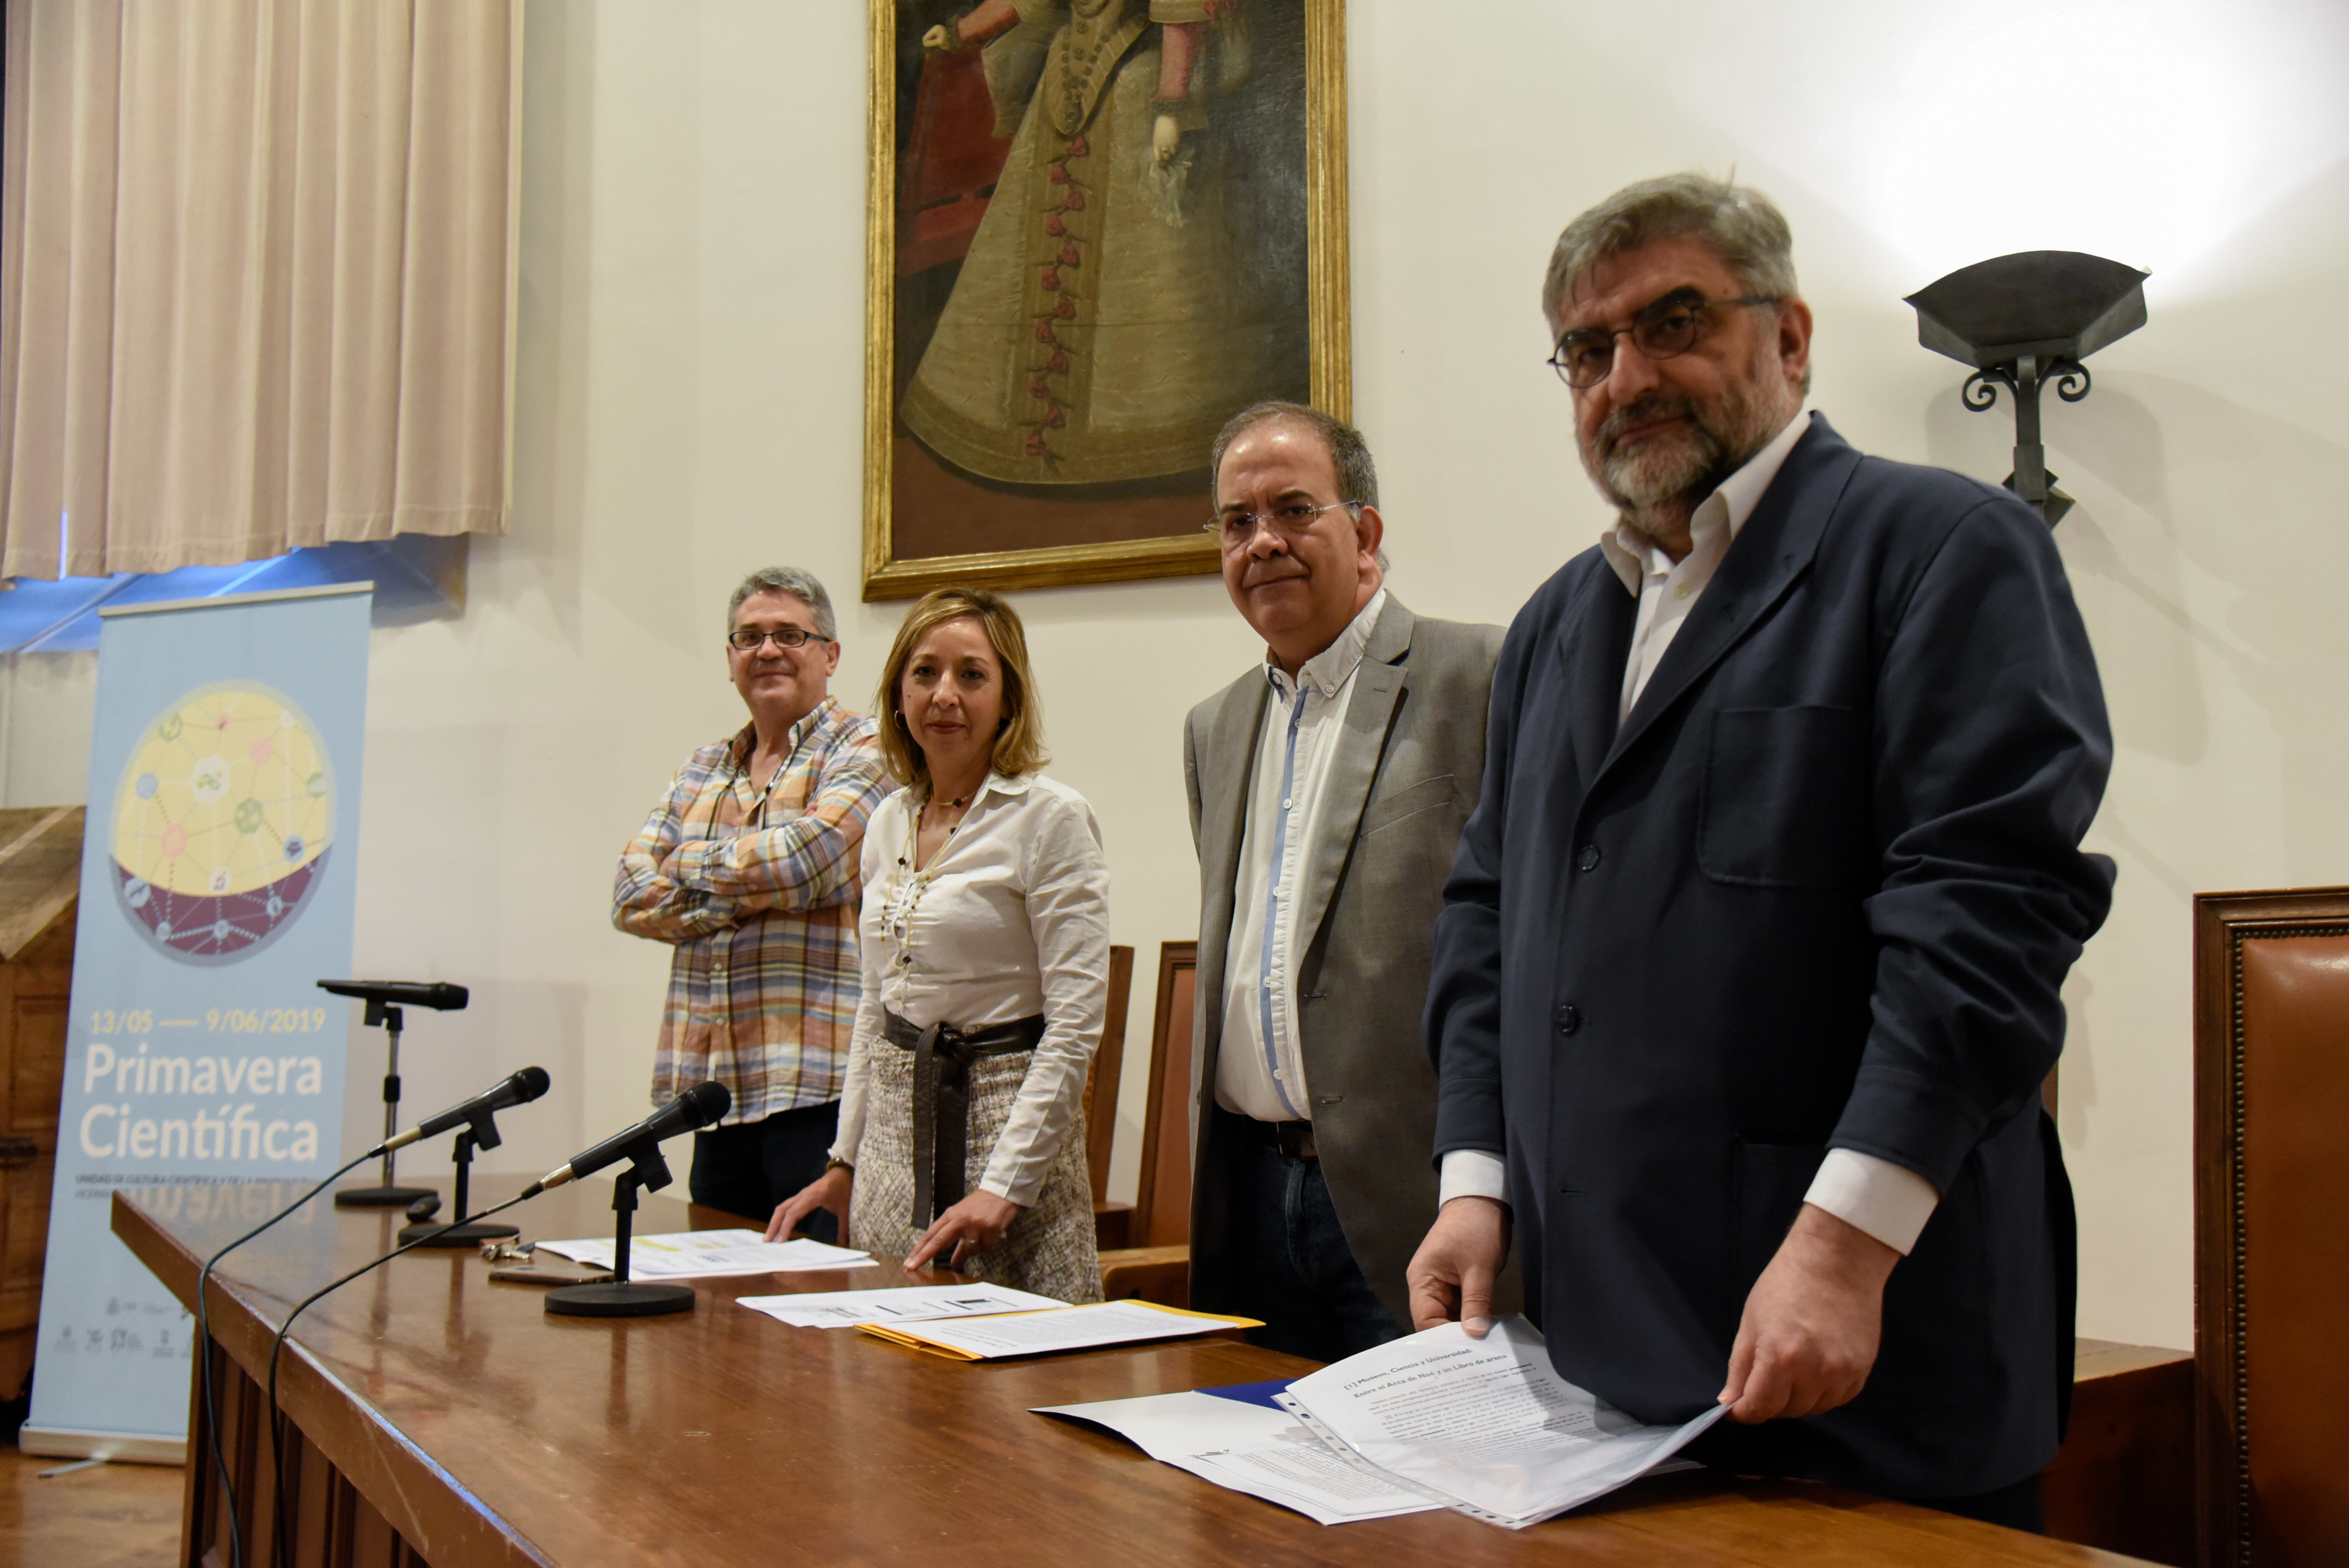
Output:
top-left (1203, 500), bottom-right (1364, 550)
top-left (1547, 291), bottom-right (1780, 389)
top-left (727, 625), bottom-right (827, 652)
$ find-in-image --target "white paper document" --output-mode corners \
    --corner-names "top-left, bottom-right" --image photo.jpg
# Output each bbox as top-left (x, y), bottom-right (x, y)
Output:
top-left (864, 1299), bottom-right (1254, 1360)
top-left (534, 1228), bottom-right (873, 1278)
top-left (736, 1282), bottom-right (1067, 1329)
top-left (1034, 1386), bottom-right (1439, 1526)
top-left (1274, 1316), bottom-right (1729, 1529)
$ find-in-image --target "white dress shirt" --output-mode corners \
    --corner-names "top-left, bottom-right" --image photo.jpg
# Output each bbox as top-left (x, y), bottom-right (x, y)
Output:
top-left (1437, 413), bottom-right (1941, 1257)
top-left (829, 772), bottom-right (1110, 1208)
top-left (1216, 588), bottom-right (1389, 1123)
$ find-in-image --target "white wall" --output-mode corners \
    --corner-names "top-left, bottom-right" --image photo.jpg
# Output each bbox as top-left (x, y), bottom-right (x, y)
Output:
top-left (7, 0), bottom-right (2345, 1351)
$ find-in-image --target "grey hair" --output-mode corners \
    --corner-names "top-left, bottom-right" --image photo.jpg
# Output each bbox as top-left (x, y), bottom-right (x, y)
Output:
top-left (1210, 401), bottom-right (1379, 509)
top-left (1207, 401), bottom-right (1390, 570)
top-left (1540, 172), bottom-right (1801, 327)
top-left (726, 566), bottom-right (837, 641)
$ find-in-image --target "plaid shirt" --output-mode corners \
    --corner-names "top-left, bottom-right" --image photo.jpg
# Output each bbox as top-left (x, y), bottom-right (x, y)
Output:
top-left (613, 698), bottom-right (890, 1124)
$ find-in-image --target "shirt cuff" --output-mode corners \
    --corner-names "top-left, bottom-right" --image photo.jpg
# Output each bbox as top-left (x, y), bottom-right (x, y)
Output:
top-left (1438, 1149), bottom-right (1509, 1208)
top-left (1804, 1148), bottom-right (1939, 1256)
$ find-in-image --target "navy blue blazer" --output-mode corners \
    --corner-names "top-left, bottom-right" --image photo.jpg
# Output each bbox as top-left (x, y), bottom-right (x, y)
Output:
top-left (1426, 415), bottom-right (2113, 1499)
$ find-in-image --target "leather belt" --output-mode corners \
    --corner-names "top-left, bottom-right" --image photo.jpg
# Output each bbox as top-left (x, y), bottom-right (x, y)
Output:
top-left (884, 1010), bottom-right (1045, 1224)
top-left (1242, 1116), bottom-right (1318, 1160)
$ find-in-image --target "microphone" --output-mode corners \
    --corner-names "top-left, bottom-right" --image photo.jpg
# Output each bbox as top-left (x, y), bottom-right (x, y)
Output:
top-left (525, 1082), bottom-right (730, 1197)
top-left (378, 1066), bottom-right (551, 1154)
top-left (318, 978), bottom-right (470, 1010)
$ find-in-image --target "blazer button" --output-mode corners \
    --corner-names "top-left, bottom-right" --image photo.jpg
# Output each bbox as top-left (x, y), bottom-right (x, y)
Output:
top-left (1553, 1003), bottom-right (1581, 1036)
top-left (1575, 844), bottom-right (1601, 873)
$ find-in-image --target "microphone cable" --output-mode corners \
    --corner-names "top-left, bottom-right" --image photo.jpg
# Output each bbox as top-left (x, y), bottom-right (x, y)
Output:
top-left (264, 1189), bottom-right (536, 1568)
top-left (190, 1145), bottom-right (383, 1568)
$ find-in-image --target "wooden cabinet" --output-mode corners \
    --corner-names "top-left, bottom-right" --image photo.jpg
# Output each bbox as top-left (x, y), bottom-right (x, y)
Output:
top-left (0, 806), bottom-right (85, 1403)
top-left (2044, 1339), bottom-right (2194, 1566)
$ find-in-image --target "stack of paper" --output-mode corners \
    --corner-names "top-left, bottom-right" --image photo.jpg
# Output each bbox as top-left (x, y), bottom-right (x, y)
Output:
top-left (860, 1298), bottom-right (1259, 1360)
top-left (1035, 1384), bottom-right (1439, 1526)
top-left (1273, 1317), bottom-right (1727, 1528)
top-left (737, 1282), bottom-right (1068, 1329)
top-left (1035, 1317), bottom-right (1723, 1530)
top-left (534, 1228), bottom-right (872, 1279)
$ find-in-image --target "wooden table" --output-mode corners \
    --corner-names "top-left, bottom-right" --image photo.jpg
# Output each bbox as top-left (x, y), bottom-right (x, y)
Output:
top-left (117, 1179), bottom-right (2157, 1568)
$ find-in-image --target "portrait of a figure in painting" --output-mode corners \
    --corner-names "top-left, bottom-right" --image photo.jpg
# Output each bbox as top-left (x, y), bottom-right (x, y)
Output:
top-left (881, 0), bottom-right (1315, 582)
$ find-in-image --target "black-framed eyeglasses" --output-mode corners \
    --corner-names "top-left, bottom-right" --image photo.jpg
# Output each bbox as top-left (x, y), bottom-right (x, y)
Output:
top-left (1547, 291), bottom-right (1781, 389)
top-left (728, 625), bottom-right (827, 652)
top-left (1202, 500), bottom-right (1364, 549)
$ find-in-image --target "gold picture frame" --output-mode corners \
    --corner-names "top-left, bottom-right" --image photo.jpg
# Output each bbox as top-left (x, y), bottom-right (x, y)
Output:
top-left (861, 0), bottom-right (1351, 601)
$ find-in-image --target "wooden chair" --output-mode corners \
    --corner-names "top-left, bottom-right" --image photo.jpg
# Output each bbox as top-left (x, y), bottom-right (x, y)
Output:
top-left (2192, 887), bottom-right (2349, 1566)
top-left (1083, 945), bottom-right (1134, 1250)
top-left (1098, 942), bottom-right (1194, 1306)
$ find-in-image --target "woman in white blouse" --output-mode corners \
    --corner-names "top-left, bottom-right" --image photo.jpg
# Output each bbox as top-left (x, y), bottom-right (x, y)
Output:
top-left (766, 587), bottom-right (1108, 1301)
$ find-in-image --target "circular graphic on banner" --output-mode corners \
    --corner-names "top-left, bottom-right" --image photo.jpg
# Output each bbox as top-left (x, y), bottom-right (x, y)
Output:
top-left (111, 682), bottom-right (334, 965)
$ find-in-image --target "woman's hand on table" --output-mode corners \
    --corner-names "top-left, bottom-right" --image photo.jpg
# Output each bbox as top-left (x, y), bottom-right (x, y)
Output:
top-left (766, 1164), bottom-right (853, 1243)
top-left (903, 1189), bottom-right (1022, 1271)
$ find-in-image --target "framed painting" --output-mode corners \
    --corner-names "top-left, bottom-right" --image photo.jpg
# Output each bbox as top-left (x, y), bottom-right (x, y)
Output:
top-left (861, 0), bottom-right (1350, 600)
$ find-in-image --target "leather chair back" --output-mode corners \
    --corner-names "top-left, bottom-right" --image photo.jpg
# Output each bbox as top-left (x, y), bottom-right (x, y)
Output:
top-left (2194, 889), bottom-right (2349, 1565)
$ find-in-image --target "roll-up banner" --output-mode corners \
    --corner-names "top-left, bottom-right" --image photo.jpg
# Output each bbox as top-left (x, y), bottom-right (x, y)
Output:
top-left (23, 584), bottom-right (371, 1461)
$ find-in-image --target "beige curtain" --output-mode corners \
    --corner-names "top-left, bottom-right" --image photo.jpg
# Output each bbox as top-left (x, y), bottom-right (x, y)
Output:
top-left (0, 0), bottom-right (521, 579)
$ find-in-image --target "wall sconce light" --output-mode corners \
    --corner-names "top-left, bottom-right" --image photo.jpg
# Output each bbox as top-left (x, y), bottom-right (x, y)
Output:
top-left (1903, 251), bottom-right (2148, 526)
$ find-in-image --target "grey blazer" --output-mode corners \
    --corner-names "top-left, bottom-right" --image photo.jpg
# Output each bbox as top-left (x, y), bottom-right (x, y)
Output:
top-left (1183, 594), bottom-right (1503, 1325)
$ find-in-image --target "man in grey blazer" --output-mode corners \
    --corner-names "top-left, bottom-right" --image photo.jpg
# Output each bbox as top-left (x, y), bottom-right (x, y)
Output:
top-left (1184, 401), bottom-right (1503, 1361)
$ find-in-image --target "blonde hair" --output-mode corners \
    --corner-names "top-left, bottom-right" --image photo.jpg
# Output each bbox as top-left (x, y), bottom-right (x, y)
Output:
top-left (873, 587), bottom-right (1049, 788)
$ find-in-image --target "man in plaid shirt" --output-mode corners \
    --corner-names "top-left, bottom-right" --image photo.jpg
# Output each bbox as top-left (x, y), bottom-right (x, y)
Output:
top-left (614, 567), bottom-right (891, 1240)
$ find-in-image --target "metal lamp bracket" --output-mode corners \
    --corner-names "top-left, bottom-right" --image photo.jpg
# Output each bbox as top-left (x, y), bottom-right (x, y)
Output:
top-left (1960, 353), bottom-right (2091, 526)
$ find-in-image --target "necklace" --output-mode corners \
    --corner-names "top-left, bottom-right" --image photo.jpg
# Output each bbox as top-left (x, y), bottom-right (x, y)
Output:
top-left (890, 788), bottom-right (972, 938)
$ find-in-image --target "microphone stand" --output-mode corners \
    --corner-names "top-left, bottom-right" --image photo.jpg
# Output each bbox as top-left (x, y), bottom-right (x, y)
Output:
top-left (333, 1000), bottom-right (434, 1209)
top-left (398, 1125), bottom-right (521, 1248)
top-left (544, 1148), bottom-right (697, 1318)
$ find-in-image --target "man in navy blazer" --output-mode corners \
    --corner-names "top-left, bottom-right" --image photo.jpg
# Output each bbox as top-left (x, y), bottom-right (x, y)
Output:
top-left (1406, 174), bottom-right (2113, 1530)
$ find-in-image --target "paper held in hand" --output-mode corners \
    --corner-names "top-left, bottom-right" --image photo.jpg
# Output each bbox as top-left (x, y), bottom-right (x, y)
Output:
top-left (534, 1229), bottom-right (872, 1278)
top-left (737, 1282), bottom-right (1067, 1329)
top-left (860, 1298), bottom-right (1260, 1360)
top-left (1274, 1316), bottom-right (1729, 1529)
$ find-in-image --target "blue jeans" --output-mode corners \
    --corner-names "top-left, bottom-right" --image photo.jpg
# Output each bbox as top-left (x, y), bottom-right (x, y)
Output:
top-left (1196, 1106), bottom-right (1403, 1364)
top-left (688, 1100), bottom-right (839, 1243)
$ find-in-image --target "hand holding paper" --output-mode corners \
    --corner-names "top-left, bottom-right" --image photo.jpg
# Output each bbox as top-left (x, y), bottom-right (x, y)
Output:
top-left (1719, 1202), bottom-right (1896, 1423)
top-left (1406, 1196), bottom-right (1509, 1336)
top-left (1276, 1316), bottom-right (1727, 1529)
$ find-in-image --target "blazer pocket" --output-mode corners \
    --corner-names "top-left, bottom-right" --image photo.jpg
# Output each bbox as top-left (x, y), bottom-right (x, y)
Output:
top-left (1356, 773), bottom-right (1457, 839)
top-left (1698, 706), bottom-right (1868, 889)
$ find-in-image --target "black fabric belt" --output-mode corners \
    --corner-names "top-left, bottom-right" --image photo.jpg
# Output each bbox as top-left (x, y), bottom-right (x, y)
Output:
top-left (1238, 1115), bottom-right (1318, 1160)
top-left (883, 1010), bottom-right (1045, 1225)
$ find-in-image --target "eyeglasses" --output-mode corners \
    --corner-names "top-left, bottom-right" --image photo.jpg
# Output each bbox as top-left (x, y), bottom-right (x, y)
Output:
top-left (1547, 291), bottom-right (1780, 389)
top-left (1203, 500), bottom-right (1363, 550)
top-left (728, 625), bottom-right (827, 652)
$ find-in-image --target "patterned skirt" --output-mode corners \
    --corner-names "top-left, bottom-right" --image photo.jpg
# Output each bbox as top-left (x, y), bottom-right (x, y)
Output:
top-left (849, 1044), bottom-right (1101, 1304)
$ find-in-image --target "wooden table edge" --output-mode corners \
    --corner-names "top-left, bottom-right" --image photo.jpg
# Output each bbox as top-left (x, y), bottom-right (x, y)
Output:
top-left (115, 1190), bottom-right (562, 1568)
top-left (113, 1189), bottom-right (2165, 1568)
